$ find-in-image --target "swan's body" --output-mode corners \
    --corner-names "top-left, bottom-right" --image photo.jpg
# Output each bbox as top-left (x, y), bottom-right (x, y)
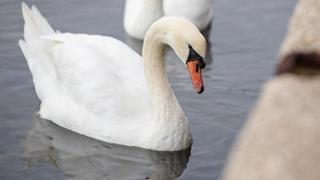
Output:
top-left (124, 0), bottom-right (213, 39)
top-left (19, 3), bottom-right (206, 151)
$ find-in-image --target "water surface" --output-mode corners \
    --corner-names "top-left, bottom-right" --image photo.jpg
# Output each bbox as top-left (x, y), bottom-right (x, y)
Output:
top-left (0, 0), bottom-right (296, 179)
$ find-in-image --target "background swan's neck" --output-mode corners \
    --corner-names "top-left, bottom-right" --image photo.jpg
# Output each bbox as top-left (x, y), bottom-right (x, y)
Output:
top-left (142, 33), bottom-right (184, 122)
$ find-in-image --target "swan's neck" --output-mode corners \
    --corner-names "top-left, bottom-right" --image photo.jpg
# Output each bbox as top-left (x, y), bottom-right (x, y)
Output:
top-left (142, 36), bottom-right (185, 122)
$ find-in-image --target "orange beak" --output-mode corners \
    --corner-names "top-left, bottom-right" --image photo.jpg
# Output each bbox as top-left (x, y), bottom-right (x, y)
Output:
top-left (187, 60), bottom-right (205, 94)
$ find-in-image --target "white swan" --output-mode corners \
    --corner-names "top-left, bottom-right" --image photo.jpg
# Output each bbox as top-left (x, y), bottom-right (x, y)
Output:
top-left (124, 0), bottom-right (213, 39)
top-left (19, 3), bottom-right (207, 151)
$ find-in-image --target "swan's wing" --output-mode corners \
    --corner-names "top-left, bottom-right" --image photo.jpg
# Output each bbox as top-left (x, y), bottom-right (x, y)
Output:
top-left (43, 33), bottom-right (151, 118)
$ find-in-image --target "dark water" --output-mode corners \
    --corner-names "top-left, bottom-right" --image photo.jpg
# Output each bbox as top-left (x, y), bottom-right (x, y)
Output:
top-left (0, 0), bottom-right (296, 179)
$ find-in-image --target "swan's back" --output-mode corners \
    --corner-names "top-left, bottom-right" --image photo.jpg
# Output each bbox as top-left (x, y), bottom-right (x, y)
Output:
top-left (19, 3), bottom-right (151, 126)
top-left (163, 0), bottom-right (213, 30)
top-left (124, 0), bottom-right (213, 39)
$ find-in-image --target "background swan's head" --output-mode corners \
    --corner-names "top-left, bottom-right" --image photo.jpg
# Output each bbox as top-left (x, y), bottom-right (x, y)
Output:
top-left (144, 17), bottom-right (207, 94)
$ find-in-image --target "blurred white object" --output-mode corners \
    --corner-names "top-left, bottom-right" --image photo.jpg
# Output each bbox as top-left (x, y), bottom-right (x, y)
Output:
top-left (222, 0), bottom-right (320, 179)
top-left (124, 0), bottom-right (213, 39)
top-left (19, 3), bottom-right (207, 151)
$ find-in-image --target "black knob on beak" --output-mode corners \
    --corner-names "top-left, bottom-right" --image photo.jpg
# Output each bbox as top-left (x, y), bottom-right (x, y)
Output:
top-left (186, 44), bottom-right (206, 68)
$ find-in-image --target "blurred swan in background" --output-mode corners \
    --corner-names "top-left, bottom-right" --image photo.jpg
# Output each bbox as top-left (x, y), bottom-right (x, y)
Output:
top-left (222, 0), bottom-right (320, 179)
top-left (24, 115), bottom-right (190, 180)
top-left (124, 0), bottom-right (213, 39)
top-left (19, 3), bottom-right (207, 151)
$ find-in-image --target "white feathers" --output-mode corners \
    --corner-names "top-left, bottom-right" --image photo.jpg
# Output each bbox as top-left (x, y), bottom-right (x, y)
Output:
top-left (163, 0), bottom-right (213, 30)
top-left (124, 0), bottom-right (163, 39)
top-left (19, 2), bottom-right (58, 99)
top-left (124, 0), bottom-right (213, 39)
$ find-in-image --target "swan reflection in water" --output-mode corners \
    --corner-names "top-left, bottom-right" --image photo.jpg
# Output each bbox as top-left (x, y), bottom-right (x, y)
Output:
top-left (23, 115), bottom-right (191, 180)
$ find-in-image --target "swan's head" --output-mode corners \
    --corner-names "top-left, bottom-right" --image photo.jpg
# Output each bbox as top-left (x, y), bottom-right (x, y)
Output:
top-left (170, 17), bottom-right (207, 94)
top-left (145, 17), bottom-right (207, 94)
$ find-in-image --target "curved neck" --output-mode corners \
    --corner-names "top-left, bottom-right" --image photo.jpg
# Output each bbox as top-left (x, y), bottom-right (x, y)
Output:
top-left (142, 31), bottom-right (184, 121)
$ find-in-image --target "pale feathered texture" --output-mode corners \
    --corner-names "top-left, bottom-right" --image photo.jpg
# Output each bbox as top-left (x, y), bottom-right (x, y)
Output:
top-left (19, 3), bottom-right (206, 151)
top-left (163, 0), bottom-right (213, 30)
top-left (279, 0), bottom-right (320, 56)
top-left (124, 0), bottom-right (163, 39)
top-left (124, 0), bottom-right (213, 39)
top-left (222, 75), bottom-right (320, 180)
top-left (222, 0), bottom-right (320, 179)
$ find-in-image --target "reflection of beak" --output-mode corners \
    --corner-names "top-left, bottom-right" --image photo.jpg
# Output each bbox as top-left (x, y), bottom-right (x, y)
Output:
top-left (187, 60), bottom-right (204, 94)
